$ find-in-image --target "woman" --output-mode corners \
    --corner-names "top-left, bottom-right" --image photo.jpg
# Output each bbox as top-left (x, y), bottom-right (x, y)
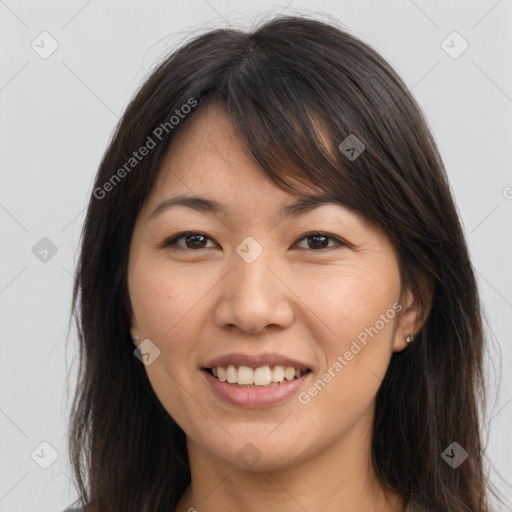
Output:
top-left (64, 15), bottom-right (504, 512)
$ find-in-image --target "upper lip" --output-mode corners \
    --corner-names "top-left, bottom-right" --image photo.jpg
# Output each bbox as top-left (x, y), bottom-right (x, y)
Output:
top-left (203, 352), bottom-right (313, 371)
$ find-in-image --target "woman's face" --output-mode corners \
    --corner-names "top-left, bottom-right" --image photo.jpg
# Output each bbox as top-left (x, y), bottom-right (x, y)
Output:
top-left (128, 103), bottom-right (417, 471)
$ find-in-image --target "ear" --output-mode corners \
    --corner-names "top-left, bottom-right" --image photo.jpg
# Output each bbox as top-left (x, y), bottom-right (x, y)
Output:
top-left (393, 271), bottom-right (434, 353)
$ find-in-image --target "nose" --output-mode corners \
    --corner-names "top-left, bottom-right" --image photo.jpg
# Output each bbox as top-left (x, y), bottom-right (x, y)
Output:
top-left (213, 247), bottom-right (294, 335)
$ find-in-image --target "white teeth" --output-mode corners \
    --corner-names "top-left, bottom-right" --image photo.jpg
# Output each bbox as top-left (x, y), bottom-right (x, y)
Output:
top-left (210, 364), bottom-right (308, 386)
top-left (226, 364), bottom-right (237, 384)
top-left (284, 367), bottom-right (296, 381)
top-left (217, 366), bottom-right (227, 381)
top-left (254, 366), bottom-right (272, 386)
top-left (237, 365), bottom-right (254, 385)
top-left (271, 365), bottom-right (285, 382)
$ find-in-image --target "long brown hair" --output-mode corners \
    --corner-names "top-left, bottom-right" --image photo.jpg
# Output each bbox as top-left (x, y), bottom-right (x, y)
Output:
top-left (67, 14), bottom-right (505, 512)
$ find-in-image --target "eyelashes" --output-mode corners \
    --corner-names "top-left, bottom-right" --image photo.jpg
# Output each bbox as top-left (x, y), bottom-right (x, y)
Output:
top-left (161, 230), bottom-right (346, 252)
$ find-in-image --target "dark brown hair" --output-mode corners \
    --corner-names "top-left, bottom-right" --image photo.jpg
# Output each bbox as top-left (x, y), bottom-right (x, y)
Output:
top-left (67, 14), bottom-right (505, 512)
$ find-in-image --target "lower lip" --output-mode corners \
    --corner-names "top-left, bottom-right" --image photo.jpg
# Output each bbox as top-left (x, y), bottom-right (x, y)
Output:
top-left (203, 370), bottom-right (312, 408)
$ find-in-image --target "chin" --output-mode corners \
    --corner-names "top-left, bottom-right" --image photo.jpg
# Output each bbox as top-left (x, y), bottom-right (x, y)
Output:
top-left (198, 432), bottom-right (312, 473)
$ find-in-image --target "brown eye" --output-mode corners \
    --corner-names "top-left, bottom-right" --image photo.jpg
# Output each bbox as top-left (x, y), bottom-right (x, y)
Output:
top-left (294, 232), bottom-right (344, 250)
top-left (164, 232), bottom-right (217, 250)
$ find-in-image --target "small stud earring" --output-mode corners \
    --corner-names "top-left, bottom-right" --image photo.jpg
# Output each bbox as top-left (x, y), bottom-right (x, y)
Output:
top-left (131, 335), bottom-right (139, 343)
top-left (405, 334), bottom-right (414, 344)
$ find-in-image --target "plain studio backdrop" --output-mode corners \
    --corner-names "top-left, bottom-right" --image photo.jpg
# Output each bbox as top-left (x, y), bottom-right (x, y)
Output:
top-left (0, 1), bottom-right (511, 511)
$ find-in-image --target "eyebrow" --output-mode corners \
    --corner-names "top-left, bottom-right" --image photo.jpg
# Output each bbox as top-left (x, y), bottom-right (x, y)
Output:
top-left (147, 193), bottom-right (346, 221)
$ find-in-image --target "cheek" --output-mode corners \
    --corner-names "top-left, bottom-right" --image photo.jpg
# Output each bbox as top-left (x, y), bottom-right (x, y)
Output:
top-left (295, 261), bottom-right (400, 350)
top-left (129, 261), bottom-right (215, 433)
top-left (128, 260), bottom-right (203, 399)
top-left (293, 263), bottom-right (400, 414)
top-left (129, 257), bottom-right (213, 341)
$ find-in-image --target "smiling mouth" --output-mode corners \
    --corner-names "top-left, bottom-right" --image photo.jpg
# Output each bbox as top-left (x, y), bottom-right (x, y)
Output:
top-left (204, 365), bottom-right (312, 387)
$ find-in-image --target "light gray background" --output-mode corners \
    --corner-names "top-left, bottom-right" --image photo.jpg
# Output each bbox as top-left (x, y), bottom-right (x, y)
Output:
top-left (1, 1), bottom-right (511, 511)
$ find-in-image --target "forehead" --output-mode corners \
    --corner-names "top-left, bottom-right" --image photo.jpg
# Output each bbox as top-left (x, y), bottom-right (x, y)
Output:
top-left (149, 103), bottom-right (320, 206)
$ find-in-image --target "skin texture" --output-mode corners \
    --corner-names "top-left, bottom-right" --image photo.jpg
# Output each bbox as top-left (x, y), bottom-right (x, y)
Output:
top-left (127, 103), bottom-right (426, 512)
